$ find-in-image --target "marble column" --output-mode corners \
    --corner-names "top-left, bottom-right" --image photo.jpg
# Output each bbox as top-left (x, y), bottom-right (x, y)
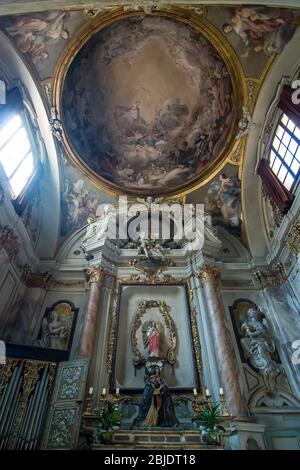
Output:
top-left (196, 265), bottom-right (249, 419)
top-left (78, 266), bottom-right (105, 360)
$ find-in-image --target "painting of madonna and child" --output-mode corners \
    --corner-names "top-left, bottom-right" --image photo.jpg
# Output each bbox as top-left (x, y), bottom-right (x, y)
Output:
top-left (61, 15), bottom-right (235, 194)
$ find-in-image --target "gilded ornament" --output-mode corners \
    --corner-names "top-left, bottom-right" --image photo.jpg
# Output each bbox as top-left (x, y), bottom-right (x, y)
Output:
top-left (86, 266), bottom-right (105, 285)
top-left (130, 300), bottom-right (177, 367)
top-left (107, 309), bottom-right (117, 375)
top-left (52, 5), bottom-right (246, 198)
top-left (190, 306), bottom-right (204, 395)
top-left (194, 265), bottom-right (220, 286)
top-left (286, 222), bottom-right (300, 255)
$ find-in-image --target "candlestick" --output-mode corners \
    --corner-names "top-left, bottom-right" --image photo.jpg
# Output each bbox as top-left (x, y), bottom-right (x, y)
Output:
top-left (205, 388), bottom-right (210, 397)
top-left (219, 387), bottom-right (224, 396)
top-left (102, 387), bottom-right (106, 396)
top-left (89, 387), bottom-right (93, 395)
top-left (193, 388), bottom-right (198, 396)
top-left (116, 387), bottom-right (120, 396)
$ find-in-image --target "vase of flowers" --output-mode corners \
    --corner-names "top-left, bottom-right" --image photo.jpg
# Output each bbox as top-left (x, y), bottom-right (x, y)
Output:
top-left (192, 403), bottom-right (226, 446)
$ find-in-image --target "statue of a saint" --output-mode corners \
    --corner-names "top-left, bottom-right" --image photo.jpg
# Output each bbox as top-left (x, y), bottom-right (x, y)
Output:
top-left (133, 359), bottom-right (179, 428)
top-left (145, 321), bottom-right (160, 357)
top-left (39, 310), bottom-right (68, 350)
top-left (240, 307), bottom-right (283, 396)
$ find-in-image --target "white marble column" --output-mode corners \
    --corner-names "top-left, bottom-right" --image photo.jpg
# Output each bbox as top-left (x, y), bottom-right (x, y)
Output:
top-left (190, 268), bottom-right (221, 402)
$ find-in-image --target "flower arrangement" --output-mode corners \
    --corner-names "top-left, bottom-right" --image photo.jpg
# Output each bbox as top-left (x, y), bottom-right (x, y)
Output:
top-left (192, 402), bottom-right (226, 445)
top-left (93, 400), bottom-right (121, 445)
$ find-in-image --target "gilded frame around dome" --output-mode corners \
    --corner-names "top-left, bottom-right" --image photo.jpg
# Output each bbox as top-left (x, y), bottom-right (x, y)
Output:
top-left (53, 6), bottom-right (247, 197)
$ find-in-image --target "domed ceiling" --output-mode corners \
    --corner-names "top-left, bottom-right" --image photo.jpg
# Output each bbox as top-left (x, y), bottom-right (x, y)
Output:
top-left (61, 14), bottom-right (236, 195)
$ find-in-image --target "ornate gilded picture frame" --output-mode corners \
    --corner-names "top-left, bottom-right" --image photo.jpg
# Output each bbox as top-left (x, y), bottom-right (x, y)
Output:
top-left (108, 282), bottom-right (203, 393)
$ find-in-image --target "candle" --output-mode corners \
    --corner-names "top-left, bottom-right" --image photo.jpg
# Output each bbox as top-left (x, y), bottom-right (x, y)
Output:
top-left (193, 388), bottom-right (198, 396)
top-left (102, 387), bottom-right (106, 396)
top-left (89, 387), bottom-right (93, 395)
top-left (219, 387), bottom-right (224, 396)
top-left (205, 388), bottom-right (210, 397)
top-left (116, 388), bottom-right (120, 396)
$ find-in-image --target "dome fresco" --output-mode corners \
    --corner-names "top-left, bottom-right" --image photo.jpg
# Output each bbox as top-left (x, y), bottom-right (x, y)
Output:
top-left (61, 15), bottom-right (235, 194)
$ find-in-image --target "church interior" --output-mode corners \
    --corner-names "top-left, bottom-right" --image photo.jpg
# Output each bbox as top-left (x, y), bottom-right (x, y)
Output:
top-left (0, 0), bottom-right (300, 451)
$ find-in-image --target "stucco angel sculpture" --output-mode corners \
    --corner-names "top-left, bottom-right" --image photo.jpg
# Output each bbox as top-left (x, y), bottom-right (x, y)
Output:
top-left (240, 307), bottom-right (284, 397)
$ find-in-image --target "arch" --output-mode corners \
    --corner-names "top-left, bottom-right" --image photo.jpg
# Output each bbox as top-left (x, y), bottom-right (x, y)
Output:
top-left (242, 28), bottom-right (300, 262)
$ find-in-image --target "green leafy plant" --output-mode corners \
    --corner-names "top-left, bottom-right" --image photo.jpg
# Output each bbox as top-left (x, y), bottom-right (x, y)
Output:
top-left (192, 403), bottom-right (226, 445)
top-left (93, 400), bottom-right (121, 444)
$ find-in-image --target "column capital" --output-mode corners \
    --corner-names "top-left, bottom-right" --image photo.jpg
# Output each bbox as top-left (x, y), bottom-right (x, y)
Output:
top-left (253, 263), bottom-right (286, 289)
top-left (86, 266), bottom-right (105, 286)
top-left (194, 264), bottom-right (220, 286)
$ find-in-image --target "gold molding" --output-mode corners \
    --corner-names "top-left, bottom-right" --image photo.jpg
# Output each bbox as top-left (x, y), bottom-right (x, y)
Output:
top-left (105, 278), bottom-right (204, 395)
top-left (52, 5), bottom-right (247, 198)
top-left (86, 266), bottom-right (105, 285)
top-left (128, 258), bottom-right (176, 283)
top-left (130, 299), bottom-right (177, 366)
top-left (106, 308), bottom-right (117, 375)
top-left (286, 222), bottom-right (300, 255)
top-left (194, 265), bottom-right (221, 286)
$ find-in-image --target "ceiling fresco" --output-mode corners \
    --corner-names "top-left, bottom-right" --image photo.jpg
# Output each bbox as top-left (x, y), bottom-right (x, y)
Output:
top-left (60, 162), bottom-right (116, 238)
top-left (61, 15), bottom-right (235, 194)
top-left (0, 10), bottom-right (85, 79)
top-left (0, 4), bottom-right (299, 240)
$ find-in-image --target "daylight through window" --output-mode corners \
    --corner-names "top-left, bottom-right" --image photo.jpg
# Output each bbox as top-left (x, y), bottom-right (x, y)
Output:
top-left (0, 112), bottom-right (35, 198)
top-left (269, 113), bottom-right (300, 191)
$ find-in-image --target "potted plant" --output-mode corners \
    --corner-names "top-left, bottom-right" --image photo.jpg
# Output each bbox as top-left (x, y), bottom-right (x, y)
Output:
top-left (192, 403), bottom-right (226, 446)
top-left (93, 400), bottom-right (121, 445)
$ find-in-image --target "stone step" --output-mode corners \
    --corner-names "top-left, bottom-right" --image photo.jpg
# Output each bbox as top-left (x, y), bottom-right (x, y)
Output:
top-left (92, 430), bottom-right (223, 449)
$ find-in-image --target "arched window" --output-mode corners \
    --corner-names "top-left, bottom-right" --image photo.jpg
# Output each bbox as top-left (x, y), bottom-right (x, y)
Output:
top-left (269, 113), bottom-right (300, 191)
top-left (0, 86), bottom-right (42, 214)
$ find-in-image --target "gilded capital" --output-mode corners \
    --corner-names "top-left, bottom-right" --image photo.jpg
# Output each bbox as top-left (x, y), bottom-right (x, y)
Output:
top-left (253, 264), bottom-right (286, 289)
top-left (86, 266), bottom-right (105, 285)
top-left (194, 265), bottom-right (220, 286)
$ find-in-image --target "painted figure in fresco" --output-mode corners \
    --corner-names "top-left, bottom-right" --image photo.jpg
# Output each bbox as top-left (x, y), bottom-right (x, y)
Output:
top-left (61, 176), bottom-right (104, 236)
top-left (133, 360), bottom-right (179, 428)
top-left (223, 7), bottom-right (297, 56)
top-left (3, 11), bottom-right (69, 62)
top-left (205, 173), bottom-right (241, 236)
top-left (62, 16), bottom-right (234, 191)
top-left (39, 309), bottom-right (69, 350)
top-left (240, 307), bottom-right (284, 397)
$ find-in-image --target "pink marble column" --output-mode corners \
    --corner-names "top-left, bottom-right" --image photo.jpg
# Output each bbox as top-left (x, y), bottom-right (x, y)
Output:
top-left (78, 267), bottom-right (105, 359)
top-left (196, 265), bottom-right (249, 419)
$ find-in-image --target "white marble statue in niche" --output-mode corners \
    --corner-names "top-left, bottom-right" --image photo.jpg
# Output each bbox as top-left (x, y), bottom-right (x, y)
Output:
top-left (240, 306), bottom-right (284, 397)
